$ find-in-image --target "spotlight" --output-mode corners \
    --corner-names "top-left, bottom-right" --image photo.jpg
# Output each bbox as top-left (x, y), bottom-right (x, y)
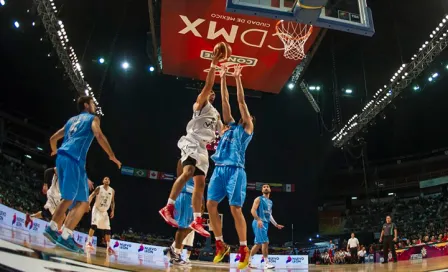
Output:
top-left (149, 66), bottom-right (155, 72)
top-left (25, 154), bottom-right (32, 159)
top-left (316, 86), bottom-right (321, 91)
top-left (432, 72), bottom-right (439, 78)
top-left (413, 85), bottom-right (420, 91)
top-left (13, 21), bottom-right (19, 28)
top-left (0, 0), bottom-right (5, 6)
top-left (98, 57), bottom-right (105, 64)
top-left (32, 22), bottom-right (35, 26)
top-left (121, 61), bottom-right (130, 70)
top-left (428, 77), bottom-right (433, 82)
top-left (316, 234), bottom-right (320, 238)
top-left (309, 238), bottom-right (312, 242)
top-left (287, 83), bottom-right (294, 90)
top-left (345, 89), bottom-right (353, 94)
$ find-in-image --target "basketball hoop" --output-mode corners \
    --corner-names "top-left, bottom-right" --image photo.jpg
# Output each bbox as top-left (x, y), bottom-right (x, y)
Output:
top-left (276, 20), bottom-right (313, 60)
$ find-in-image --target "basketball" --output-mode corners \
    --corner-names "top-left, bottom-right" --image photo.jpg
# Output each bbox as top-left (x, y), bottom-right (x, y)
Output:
top-left (213, 42), bottom-right (232, 61)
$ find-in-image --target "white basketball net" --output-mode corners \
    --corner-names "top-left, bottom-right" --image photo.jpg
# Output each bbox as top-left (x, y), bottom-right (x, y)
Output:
top-left (276, 20), bottom-right (313, 60)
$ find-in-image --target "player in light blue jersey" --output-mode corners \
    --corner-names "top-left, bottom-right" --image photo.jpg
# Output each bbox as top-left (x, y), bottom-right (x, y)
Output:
top-left (165, 160), bottom-right (199, 266)
top-left (248, 184), bottom-right (284, 269)
top-left (207, 65), bottom-right (254, 270)
top-left (44, 96), bottom-right (121, 253)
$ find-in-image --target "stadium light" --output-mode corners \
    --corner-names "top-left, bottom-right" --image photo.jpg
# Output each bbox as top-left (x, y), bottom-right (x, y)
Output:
top-left (121, 61), bottom-right (130, 70)
top-left (37, 146), bottom-right (43, 151)
top-left (388, 192), bottom-right (395, 196)
top-left (309, 238), bottom-right (312, 242)
top-left (351, 196), bottom-right (357, 200)
top-left (332, 14), bottom-right (448, 147)
top-left (0, 0), bottom-right (5, 6)
top-left (14, 21), bottom-right (19, 28)
top-left (34, 0), bottom-right (103, 115)
top-left (98, 57), bottom-right (105, 64)
top-left (309, 85), bottom-right (321, 91)
top-left (25, 155), bottom-right (32, 159)
top-left (345, 89), bottom-right (353, 94)
top-left (432, 72), bottom-right (439, 78)
top-left (316, 234), bottom-right (320, 238)
top-left (32, 22), bottom-right (35, 26)
top-left (288, 83), bottom-right (295, 90)
top-left (149, 66), bottom-right (155, 72)
top-left (413, 85), bottom-right (420, 91)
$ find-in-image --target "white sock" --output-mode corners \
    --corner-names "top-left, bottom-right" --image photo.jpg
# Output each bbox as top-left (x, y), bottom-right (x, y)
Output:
top-left (87, 236), bottom-right (93, 244)
top-left (167, 199), bottom-right (175, 205)
top-left (49, 220), bottom-right (58, 231)
top-left (240, 241), bottom-right (247, 246)
top-left (193, 213), bottom-right (201, 219)
top-left (175, 248), bottom-right (182, 254)
top-left (215, 236), bottom-right (223, 241)
top-left (61, 227), bottom-right (73, 240)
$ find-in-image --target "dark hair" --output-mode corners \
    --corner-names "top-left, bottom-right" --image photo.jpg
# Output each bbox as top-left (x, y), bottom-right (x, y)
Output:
top-left (77, 96), bottom-right (93, 112)
top-left (262, 183), bottom-right (270, 187)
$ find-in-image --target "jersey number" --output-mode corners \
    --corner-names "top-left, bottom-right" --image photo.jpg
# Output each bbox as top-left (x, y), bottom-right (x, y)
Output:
top-left (68, 118), bottom-right (81, 138)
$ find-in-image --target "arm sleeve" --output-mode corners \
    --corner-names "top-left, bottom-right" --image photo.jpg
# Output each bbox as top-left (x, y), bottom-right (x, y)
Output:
top-left (269, 214), bottom-right (278, 227)
top-left (44, 168), bottom-right (55, 184)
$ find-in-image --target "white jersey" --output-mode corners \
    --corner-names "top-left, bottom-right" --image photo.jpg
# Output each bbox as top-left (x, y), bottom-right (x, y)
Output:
top-left (185, 102), bottom-right (220, 144)
top-left (94, 185), bottom-right (114, 212)
top-left (47, 174), bottom-right (61, 201)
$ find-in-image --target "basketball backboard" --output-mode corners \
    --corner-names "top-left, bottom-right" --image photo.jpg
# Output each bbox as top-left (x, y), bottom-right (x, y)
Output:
top-left (161, 0), bottom-right (323, 93)
top-left (226, 0), bottom-right (375, 36)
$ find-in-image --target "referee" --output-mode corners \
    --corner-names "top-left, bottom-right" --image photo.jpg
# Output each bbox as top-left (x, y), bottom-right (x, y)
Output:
top-left (379, 215), bottom-right (398, 263)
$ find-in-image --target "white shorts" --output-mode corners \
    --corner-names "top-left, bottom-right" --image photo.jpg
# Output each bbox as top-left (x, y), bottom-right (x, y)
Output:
top-left (178, 135), bottom-right (209, 175)
top-left (91, 207), bottom-right (111, 230)
top-left (43, 194), bottom-right (61, 215)
top-left (182, 231), bottom-right (195, 247)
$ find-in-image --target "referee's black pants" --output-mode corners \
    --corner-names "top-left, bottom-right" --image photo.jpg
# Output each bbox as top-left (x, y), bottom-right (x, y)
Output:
top-left (382, 236), bottom-right (397, 262)
top-left (349, 247), bottom-right (358, 264)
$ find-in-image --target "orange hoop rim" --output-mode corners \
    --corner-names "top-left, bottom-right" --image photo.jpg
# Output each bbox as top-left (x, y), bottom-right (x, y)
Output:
top-left (275, 20), bottom-right (314, 41)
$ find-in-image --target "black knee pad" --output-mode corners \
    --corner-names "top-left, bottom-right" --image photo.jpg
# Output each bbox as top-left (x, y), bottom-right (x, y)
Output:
top-left (104, 229), bottom-right (111, 235)
top-left (90, 225), bottom-right (98, 231)
top-left (41, 208), bottom-right (52, 221)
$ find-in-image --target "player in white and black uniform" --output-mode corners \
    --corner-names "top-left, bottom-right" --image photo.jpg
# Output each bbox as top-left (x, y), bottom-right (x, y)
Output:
top-left (26, 168), bottom-right (64, 229)
top-left (86, 177), bottom-right (115, 254)
top-left (159, 53), bottom-right (224, 238)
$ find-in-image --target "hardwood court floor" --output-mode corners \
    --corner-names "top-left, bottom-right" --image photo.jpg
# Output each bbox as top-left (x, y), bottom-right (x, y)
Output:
top-left (0, 225), bottom-right (448, 271)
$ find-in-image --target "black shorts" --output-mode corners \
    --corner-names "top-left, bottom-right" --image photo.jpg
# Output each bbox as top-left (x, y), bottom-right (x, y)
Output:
top-left (41, 208), bottom-right (52, 221)
top-left (182, 157), bottom-right (205, 176)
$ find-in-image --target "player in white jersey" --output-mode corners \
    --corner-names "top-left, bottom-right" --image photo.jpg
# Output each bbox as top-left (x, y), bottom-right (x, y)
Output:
top-left (86, 177), bottom-right (115, 254)
top-left (26, 168), bottom-right (63, 228)
top-left (160, 52), bottom-right (224, 238)
top-left (26, 167), bottom-right (94, 229)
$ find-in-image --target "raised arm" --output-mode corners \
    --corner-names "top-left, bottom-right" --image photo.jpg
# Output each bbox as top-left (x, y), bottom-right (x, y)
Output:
top-left (234, 67), bottom-right (254, 134)
top-left (194, 55), bottom-right (221, 111)
top-left (91, 116), bottom-right (121, 169)
top-left (220, 67), bottom-right (234, 124)
top-left (49, 127), bottom-right (65, 156)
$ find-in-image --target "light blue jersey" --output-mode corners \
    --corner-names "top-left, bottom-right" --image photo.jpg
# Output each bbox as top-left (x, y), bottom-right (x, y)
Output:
top-left (256, 196), bottom-right (273, 223)
top-left (181, 178), bottom-right (194, 194)
top-left (211, 122), bottom-right (252, 168)
top-left (58, 112), bottom-right (95, 164)
top-left (252, 196), bottom-right (273, 244)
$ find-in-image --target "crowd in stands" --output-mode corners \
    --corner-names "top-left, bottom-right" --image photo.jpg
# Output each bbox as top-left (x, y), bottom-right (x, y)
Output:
top-left (0, 154), bottom-right (44, 214)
